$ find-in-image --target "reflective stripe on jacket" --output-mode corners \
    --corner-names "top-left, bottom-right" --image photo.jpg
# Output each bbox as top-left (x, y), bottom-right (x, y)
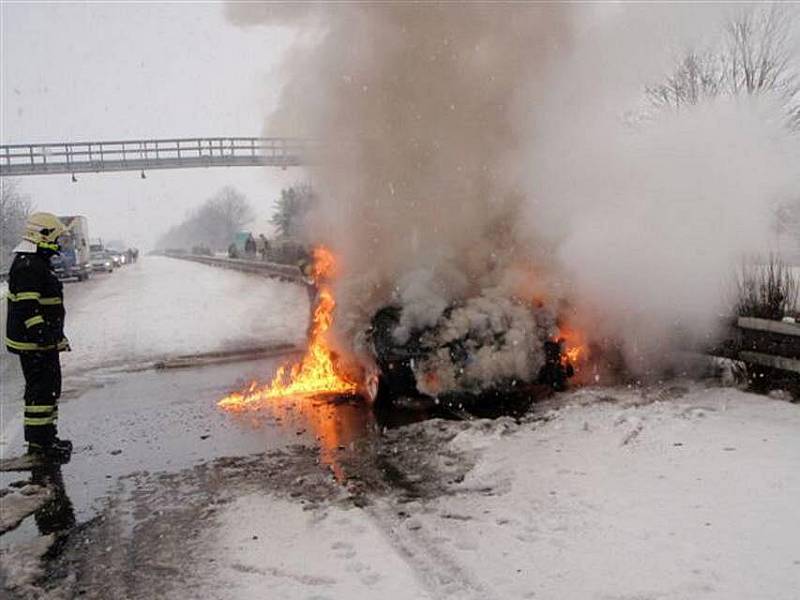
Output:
top-left (5, 252), bottom-right (67, 354)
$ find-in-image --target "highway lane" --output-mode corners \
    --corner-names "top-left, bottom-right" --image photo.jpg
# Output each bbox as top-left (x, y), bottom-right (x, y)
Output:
top-left (1, 256), bottom-right (332, 533)
top-left (1, 255), bottom-right (309, 448)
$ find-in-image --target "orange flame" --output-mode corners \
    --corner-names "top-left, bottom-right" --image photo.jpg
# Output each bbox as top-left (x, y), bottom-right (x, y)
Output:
top-left (563, 344), bottom-right (583, 365)
top-left (556, 323), bottom-right (587, 368)
top-left (219, 246), bottom-right (358, 410)
top-left (527, 285), bottom-right (588, 370)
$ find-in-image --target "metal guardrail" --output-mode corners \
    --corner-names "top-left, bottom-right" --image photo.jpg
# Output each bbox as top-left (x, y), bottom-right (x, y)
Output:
top-left (0, 137), bottom-right (311, 176)
top-left (712, 316), bottom-right (800, 375)
top-left (737, 316), bottom-right (800, 338)
top-left (163, 252), bottom-right (305, 284)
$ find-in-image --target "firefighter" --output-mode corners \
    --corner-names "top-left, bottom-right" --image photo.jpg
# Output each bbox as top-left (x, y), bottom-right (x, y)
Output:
top-left (5, 212), bottom-right (72, 461)
top-left (258, 234), bottom-right (269, 261)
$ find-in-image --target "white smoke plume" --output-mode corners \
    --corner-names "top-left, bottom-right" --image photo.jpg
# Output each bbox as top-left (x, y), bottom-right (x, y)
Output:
top-left (412, 290), bottom-right (557, 396)
top-left (229, 4), bottom-right (800, 380)
top-left (521, 5), bottom-right (800, 372)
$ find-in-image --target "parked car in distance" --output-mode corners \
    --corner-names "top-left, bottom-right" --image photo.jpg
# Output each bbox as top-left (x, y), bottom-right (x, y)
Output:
top-left (107, 251), bottom-right (124, 267)
top-left (91, 251), bottom-right (115, 273)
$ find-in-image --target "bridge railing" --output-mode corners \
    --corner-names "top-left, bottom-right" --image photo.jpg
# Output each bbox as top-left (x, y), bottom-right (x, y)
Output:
top-left (0, 137), bottom-right (312, 176)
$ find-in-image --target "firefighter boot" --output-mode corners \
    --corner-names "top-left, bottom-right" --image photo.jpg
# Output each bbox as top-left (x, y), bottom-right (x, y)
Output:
top-left (52, 437), bottom-right (73, 454)
top-left (27, 441), bottom-right (71, 463)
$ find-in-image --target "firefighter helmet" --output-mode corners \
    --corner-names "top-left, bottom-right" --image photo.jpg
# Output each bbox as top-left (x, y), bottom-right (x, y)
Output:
top-left (23, 212), bottom-right (67, 250)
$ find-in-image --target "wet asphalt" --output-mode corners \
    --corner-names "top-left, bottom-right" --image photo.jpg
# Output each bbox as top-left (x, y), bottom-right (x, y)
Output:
top-left (1, 353), bottom-right (388, 544)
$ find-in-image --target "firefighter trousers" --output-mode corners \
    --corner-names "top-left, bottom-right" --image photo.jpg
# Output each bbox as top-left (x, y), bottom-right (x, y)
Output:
top-left (19, 351), bottom-right (62, 445)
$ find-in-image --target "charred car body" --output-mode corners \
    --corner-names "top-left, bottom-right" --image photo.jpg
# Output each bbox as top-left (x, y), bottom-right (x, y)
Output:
top-left (363, 294), bottom-right (574, 411)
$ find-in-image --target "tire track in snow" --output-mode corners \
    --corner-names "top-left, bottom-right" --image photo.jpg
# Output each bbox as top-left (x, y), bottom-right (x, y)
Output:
top-left (362, 500), bottom-right (495, 600)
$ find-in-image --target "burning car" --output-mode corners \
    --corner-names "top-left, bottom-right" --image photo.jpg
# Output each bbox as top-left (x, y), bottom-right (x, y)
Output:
top-left (218, 247), bottom-right (581, 420)
top-left (363, 293), bottom-right (577, 409)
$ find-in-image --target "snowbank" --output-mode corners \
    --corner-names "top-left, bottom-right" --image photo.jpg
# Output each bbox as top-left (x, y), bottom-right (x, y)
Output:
top-left (402, 386), bottom-right (800, 599)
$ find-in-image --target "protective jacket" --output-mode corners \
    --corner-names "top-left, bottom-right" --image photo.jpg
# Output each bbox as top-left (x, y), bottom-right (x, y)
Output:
top-left (5, 244), bottom-right (68, 354)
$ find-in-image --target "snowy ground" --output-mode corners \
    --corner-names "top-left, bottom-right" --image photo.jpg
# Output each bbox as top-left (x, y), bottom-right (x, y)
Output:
top-left (2, 258), bottom-right (799, 599)
top-left (196, 385), bottom-right (800, 600)
top-left (16, 382), bottom-right (797, 600)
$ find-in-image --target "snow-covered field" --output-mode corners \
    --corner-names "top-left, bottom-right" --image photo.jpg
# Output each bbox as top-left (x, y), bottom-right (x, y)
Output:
top-left (207, 385), bottom-right (800, 600)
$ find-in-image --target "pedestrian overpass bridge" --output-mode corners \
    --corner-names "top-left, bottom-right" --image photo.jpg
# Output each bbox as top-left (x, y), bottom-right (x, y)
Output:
top-left (0, 137), bottom-right (310, 177)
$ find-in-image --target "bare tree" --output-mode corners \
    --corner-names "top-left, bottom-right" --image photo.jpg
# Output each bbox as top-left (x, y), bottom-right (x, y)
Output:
top-left (1, 179), bottom-right (33, 271)
top-left (155, 186), bottom-right (255, 252)
top-left (647, 4), bottom-right (799, 129)
top-left (646, 49), bottom-right (726, 111)
top-left (727, 6), bottom-right (793, 95)
top-left (193, 186), bottom-right (255, 250)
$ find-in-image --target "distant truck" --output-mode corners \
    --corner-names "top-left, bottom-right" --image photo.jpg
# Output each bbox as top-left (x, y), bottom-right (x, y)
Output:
top-left (52, 215), bottom-right (92, 281)
top-left (228, 231), bottom-right (257, 259)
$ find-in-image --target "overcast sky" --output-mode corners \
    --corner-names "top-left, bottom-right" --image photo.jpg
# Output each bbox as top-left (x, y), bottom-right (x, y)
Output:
top-left (1, 2), bottom-right (302, 249)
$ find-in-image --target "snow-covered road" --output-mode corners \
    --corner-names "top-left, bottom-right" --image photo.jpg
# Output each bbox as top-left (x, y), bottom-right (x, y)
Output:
top-left (62, 255), bottom-right (308, 372)
top-left (2, 258), bottom-right (799, 599)
top-left (1, 255), bottom-right (309, 454)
